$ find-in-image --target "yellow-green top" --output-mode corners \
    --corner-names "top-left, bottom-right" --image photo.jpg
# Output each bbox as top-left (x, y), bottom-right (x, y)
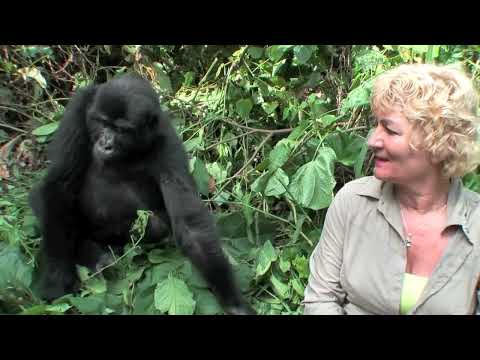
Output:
top-left (400, 273), bottom-right (428, 315)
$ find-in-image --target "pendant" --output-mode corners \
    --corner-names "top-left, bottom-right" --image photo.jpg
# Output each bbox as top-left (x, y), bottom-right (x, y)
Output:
top-left (405, 235), bottom-right (412, 248)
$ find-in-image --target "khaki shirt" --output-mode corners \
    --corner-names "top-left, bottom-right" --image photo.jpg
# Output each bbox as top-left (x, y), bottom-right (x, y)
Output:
top-left (303, 176), bottom-right (480, 315)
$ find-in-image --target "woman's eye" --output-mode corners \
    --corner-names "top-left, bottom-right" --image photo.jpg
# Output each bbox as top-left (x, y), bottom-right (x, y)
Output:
top-left (386, 128), bottom-right (397, 135)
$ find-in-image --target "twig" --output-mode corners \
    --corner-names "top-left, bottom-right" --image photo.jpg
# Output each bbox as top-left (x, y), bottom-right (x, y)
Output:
top-left (212, 133), bottom-right (273, 200)
top-left (0, 122), bottom-right (27, 134)
top-left (0, 105), bottom-right (36, 122)
top-left (221, 118), bottom-right (293, 134)
top-left (204, 130), bottom-right (257, 151)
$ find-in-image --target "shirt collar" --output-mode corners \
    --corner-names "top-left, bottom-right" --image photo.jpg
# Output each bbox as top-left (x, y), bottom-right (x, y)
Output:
top-left (353, 176), bottom-right (479, 244)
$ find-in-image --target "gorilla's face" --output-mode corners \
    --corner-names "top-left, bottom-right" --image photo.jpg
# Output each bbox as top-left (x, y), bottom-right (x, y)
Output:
top-left (86, 84), bottom-right (159, 163)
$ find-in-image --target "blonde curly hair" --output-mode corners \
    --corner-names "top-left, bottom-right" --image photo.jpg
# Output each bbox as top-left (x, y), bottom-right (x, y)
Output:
top-left (371, 63), bottom-right (480, 177)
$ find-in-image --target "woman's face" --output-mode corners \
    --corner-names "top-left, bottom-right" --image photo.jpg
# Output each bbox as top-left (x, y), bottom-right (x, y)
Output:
top-left (367, 109), bottom-right (438, 184)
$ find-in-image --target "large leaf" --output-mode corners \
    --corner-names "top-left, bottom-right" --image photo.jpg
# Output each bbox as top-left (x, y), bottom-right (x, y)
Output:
top-left (247, 46), bottom-right (264, 59)
top-left (32, 122), bottom-right (59, 136)
top-left (293, 255), bottom-right (309, 280)
top-left (154, 63), bottom-right (173, 94)
top-left (268, 139), bottom-right (295, 171)
top-left (191, 158), bottom-right (211, 196)
top-left (251, 171), bottom-right (270, 194)
top-left (340, 79), bottom-right (373, 114)
top-left (192, 288), bottom-right (223, 315)
top-left (256, 240), bottom-right (277, 277)
top-left (70, 294), bottom-right (106, 314)
top-left (154, 274), bottom-right (196, 315)
top-left (270, 273), bottom-right (290, 299)
top-left (0, 245), bottom-right (33, 290)
top-left (293, 45), bottom-right (316, 64)
top-left (236, 99), bottom-right (253, 119)
top-left (288, 148), bottom-right (336, 210)
top-left (267, 45), bottom-right (294, 62)
top-left (261, 101), bottom-right (279, 115)
top-left (325, 131), bottom-right (366, 167)
top-left (264, 169), bottom-right (289, 198)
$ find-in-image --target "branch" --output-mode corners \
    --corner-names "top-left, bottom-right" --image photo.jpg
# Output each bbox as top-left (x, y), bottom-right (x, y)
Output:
top-left (221, 118), bottom-right (293, 134)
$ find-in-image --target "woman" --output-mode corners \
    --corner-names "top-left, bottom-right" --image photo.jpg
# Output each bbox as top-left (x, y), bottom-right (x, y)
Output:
top-left (302, 63), bottom-right (480, 315)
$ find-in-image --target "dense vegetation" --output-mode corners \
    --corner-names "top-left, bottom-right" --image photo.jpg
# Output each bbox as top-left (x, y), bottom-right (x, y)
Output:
top-left (1, 45), bottom-right (480, 315)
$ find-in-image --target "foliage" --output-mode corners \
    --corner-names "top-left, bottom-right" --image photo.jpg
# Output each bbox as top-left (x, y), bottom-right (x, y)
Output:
top-left (1, 44), bottom-right (480, 315)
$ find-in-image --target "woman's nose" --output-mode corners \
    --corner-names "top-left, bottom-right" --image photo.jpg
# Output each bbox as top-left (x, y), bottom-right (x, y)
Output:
top-left (367, 126), bottom-right (382, 150)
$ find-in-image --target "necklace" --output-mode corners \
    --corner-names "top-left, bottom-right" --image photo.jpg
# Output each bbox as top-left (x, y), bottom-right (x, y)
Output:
top-left (399, 206), bottom-right (413, 248)
top-left (399, 202), bottom-right (447, 248)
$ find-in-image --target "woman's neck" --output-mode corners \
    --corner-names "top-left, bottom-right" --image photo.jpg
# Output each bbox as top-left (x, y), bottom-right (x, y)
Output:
top-left (395, 176), bottom-right (450, 214)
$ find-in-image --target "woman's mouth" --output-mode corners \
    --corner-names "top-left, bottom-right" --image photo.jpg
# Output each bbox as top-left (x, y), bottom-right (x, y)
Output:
top-left (374, 156), bottom-right (389, 167)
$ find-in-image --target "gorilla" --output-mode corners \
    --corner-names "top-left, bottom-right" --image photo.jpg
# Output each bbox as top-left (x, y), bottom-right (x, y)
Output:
top-left (29, 72), bottom-right (254, 315)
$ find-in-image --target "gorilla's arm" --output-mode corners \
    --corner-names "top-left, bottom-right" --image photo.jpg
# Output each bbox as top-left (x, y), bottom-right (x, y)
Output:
top-left (29, 85), bottom-right (98, 300)
top-left (151, 126), bottom-right (253, 314)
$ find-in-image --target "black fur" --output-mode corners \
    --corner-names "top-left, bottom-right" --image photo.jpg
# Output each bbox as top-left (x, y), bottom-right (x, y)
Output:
top-left (29, 73), bottom-right (254, 315)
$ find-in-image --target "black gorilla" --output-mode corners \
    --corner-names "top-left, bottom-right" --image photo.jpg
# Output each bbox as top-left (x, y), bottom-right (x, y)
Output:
top-left (29, 73), bottom-right (254, 315)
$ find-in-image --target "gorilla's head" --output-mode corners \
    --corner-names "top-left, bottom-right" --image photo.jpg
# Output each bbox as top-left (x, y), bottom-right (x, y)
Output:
top-left (86, 73), bottom-right (161, 163)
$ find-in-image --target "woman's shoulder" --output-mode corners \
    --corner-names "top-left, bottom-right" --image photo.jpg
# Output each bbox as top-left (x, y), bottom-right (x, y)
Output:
top-left (337, 176), bottom-right (383, 200)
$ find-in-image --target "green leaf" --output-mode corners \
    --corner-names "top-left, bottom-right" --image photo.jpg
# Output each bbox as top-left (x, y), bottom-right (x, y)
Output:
top-left (268, 139), bottom-right (295, 171)
top-left (293, 45), bottom-right (315, 64)
top-left (191, 158), bottom-right (211, 196)
top-left (288, 148), bottom-right (337, 210)
top-left (46, 303), bottom-right (72, 313)
top-left (265, 169), bottom-right (289, 198)
top-left (84, 276), bottom-right (107, 295)
top-left (154, 63), bottom-right (173, 94)
top-left (154, 274), bottom-right (196, 315)
top-left (32, 122), bottom-right (59, 136)
top-left (183, 136), bottom-right (203, 153)
top-left (279, 255), bottom-right (291, 273)
top-left (267, 45), bottom-right (293, 62)
top-left (293, 256), bottom-right (309, 279)
top-left (236, 98), bottom-right (253, 119)
top-left (354, 131), bottom-right (372, 178)
top-left (426, 45), bottom-right (440, 63)
top-left (234, 263), bottom-right (255, 292)
top-left (0, 245), bottom-right (33, 289)
top-left (251, 171), bottom-right (270, 194)
top-left (261, 101), bottom-right (279, 115)
top-left (193, 288), bottom-right (223, 315)
top-left (70, 294), bottom-right (106, 314)
top-left (287, 122), bottom-right (309, 141)
top-left (340, 79), bottom-right (373, 114)
top-left (247, 46), bottom-right (264, 59)
top-left (325, 131), bottom-right (366, 167)
top-left (270, 273), bottom-right (290, 299)
top-left (256, 240), bottom-right (277, 277)
top-left (321, 114), bottom-right (337, 127)
top-left (290, 278), bottom-right (305, 296)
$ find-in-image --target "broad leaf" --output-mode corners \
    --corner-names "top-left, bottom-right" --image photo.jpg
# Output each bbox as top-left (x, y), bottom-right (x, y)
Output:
top-left (325, 131), bottom-right (366, 167)
top-left (265, 169), bottom-right (289, 198)
top-left (293, 45), bottom-right (316, 64)
top-left (154, 274), bottom-right (196, 315)
top-left (251, 171), bottom-right (270, 194)
top-left (270, 273), bottom-right (290, 299)
top-left (268, 139), bottom-right (294, 171)
top-left (32, 122), bottom-right (59, 136)
top-left (236, 99), bottom-right (253, 119)
top-left (191, 158), bottom-right (211, 196)
top-left (288, 148), bottom-right (336, 210)
top-left (192, 288), bottom-right (223, 315)
top-left (0, 245), bottom-right (33, 290)
top-left (256, 240), bottom-right (277, 277)
top-left (340, 79), bottom-right (373, 114)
